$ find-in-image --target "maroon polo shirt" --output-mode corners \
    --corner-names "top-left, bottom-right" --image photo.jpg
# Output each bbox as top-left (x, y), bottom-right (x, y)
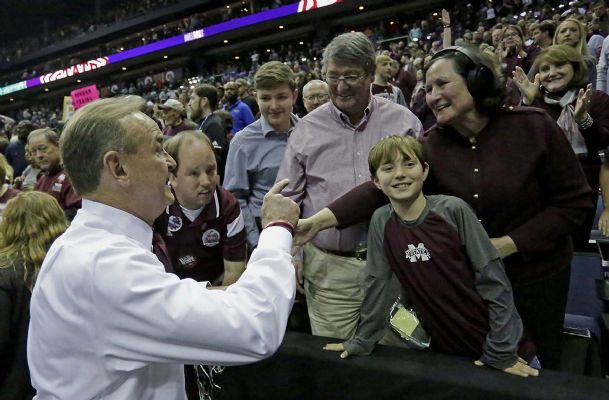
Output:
top-left (34, 167), bottom-right (81, 220)
top-left (154, 186), bottom-right (246, 284)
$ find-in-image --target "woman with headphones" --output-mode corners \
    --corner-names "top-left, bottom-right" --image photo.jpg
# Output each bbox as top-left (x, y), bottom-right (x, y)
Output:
top-left (298, 46), bottom-right (593, 371)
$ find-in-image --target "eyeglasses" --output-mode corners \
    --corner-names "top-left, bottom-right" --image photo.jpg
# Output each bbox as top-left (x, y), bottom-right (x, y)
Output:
top-left (323, 74), bottom-right (366, 85)
top-left (304, 94), bottom-right (329, 101)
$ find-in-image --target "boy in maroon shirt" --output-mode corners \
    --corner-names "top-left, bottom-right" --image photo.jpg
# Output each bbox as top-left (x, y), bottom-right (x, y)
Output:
top-left (154, 131), bottom-right (246, 286)
top-left (324, 136), bottom-right (538, 377)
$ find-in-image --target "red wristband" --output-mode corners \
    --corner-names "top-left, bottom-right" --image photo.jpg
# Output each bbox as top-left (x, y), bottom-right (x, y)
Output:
top-left (264, 220), bottom-right (295, 236)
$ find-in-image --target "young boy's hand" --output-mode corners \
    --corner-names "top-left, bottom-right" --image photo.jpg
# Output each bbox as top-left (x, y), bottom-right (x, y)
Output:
top-left (323, 342), bottom-right (350, 358)
top-left (474, 358), bottom-right (539, 377)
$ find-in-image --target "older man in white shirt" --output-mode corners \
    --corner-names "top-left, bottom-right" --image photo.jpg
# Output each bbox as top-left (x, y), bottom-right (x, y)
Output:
top-left (27, 97), bottom-right (299, 400)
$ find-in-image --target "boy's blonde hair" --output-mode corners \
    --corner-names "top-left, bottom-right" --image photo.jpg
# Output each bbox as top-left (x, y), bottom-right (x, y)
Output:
top-left (375, 54), bottom-right (393, 64)
top-left (368, 135), bottom-right (426, 176)
top-left (254, 61), bottom-right (297, 91)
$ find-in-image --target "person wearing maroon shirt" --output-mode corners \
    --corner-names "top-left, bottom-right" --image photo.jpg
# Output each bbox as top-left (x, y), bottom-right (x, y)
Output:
top-left (297, 47), bottom-right (592, 370)
top-left (514, 45), bottom-right (609, 250)
top-left (154, 130), bottom-right (247, 400)
top-left (159, 99), bottom-right (197, 137)
top-left (155, 131), bottom-right (246, 286)
top-left (28, 128), bottom-right (81, 220)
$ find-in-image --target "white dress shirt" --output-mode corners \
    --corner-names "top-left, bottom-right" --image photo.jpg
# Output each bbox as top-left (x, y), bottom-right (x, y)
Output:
top-left (28, 199), bottom-right (295, 400)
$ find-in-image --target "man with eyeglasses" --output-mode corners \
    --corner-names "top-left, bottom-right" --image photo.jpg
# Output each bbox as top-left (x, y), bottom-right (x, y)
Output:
top-left (302, 79), bottom-right (329, 114)
top-left (276, 32), bottom-right (423, 340)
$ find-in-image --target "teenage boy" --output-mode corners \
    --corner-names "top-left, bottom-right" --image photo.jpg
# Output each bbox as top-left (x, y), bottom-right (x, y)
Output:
top-left (324, 136), bottom-right (539, 378)
top-left (155, 131), bottom-right (246, 286)
top-left (371, 54), bottom-right (407, 107)
top-left (224, 61), bottom-right (299, 248)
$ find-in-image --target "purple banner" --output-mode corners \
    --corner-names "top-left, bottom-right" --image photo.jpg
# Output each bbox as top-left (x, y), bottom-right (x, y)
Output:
top-left (1, 1), bottom-right (342, 97)
top-left (109, 35), bottom-right (185, 63)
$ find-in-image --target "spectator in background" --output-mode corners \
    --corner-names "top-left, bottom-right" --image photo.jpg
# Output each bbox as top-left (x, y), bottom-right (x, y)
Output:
top-left (236, 78), bottom-right (260, 117)
top-left (593, 0), bottom-right (609, 36)
top-left (188, 84), bottom-right (228, 178)
top-left (302, 79), bottom-right (329, 113)
top-left (554, 17), bottom-right (597, 88)
top-left (498, 25), bottom-right (537, 76)
top-left (223, 81), bottom-right (255, 135)
top-left (224, 61), bottom-right (299, 249)
top-left (0, 191), bottom-right (68, 400)
top-left (28, 128), bottom-right (81, 220)
top-left (13, 144), bottom-right (39, 191)
top-left (515, 45), bottom-right (609, 250)
top-left (597, 33), bottom-right (609, 93)
top-left (530, 20), bottom-right (555, 49)
top-left (276, 32), bottom-right (422, 340)
top-left (158, 99), bottom-right (197, 137)
top-left (372, 54), bottom-right (407, 107)
top-left (393, 53), bottom-right (417, 106)
top-left (5, 120), bottom-right (35, 178)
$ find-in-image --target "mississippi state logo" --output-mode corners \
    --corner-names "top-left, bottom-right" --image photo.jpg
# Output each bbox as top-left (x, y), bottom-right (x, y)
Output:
top-left (202, 229), bottom-right (220, 247)
top-left (404, 243), bottom-right (431, 262)
top-left (178, 254), bottom-right (197, 269)
top-left (167, 216), bottom-right (183, 232)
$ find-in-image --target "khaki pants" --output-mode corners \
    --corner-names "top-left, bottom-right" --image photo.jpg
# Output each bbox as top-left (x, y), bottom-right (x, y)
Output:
top-left (303, 243), bottom-right (366, 340)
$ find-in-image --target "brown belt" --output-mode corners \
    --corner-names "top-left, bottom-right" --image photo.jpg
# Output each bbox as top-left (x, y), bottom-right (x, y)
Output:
top-left (318, 247), bottom-right (367, 261)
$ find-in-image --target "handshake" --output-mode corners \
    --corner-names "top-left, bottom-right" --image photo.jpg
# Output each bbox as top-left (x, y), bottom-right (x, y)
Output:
top-left (261, 179), bottom-right (337, 245)
top-left (260, 179), bottom-right (300, 232)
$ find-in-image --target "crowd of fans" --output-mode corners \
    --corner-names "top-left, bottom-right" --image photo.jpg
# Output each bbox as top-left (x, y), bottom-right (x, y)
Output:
top-left (2, 0), bottom-right (609, 398)
top-left (0, 0), bottom-right (292, 85)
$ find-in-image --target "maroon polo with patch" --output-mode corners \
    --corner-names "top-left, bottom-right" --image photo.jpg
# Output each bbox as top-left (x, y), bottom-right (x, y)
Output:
top-left (155, 186), bottom-right (246, 284)
top-left (34, 167), bottom-right (81, 220)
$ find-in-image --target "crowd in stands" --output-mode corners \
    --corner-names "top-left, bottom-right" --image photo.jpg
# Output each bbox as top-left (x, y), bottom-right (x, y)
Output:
top-left (0, 0), bottom-right (293, 85)
top-left (3, 0), bottom-right (609, 398)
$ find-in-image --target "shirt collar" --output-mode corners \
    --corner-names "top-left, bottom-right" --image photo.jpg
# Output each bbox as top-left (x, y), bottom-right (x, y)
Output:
top-left (261, 114), bottom-right (300, 137)
top-left (329, 95), bottom-right (375, 129)
top-left (227, 100), bottom-right (242, 111)
top-left (81, 199), bottom-right (153, 250)
top-left (170, 189), bottom-right (220, 225)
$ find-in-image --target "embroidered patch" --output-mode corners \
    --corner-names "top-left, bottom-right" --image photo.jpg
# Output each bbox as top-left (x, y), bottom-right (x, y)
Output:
top-left (178, 254), bottom-right (197, 269)
top-left (51, 182), bottom-right (62, 192)
top-left (168, 216), bottom-right (183, 232)
top-left (202, 229), bottom-right (220, 247)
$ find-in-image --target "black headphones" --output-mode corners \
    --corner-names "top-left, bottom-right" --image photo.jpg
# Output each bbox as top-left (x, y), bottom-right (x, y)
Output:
top-left (430, 46), bottom-right (496, 99)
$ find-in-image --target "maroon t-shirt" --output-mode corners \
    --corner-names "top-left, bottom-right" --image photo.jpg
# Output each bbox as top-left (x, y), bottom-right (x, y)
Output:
top-left (154, 186), bottom-right (246, 283)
